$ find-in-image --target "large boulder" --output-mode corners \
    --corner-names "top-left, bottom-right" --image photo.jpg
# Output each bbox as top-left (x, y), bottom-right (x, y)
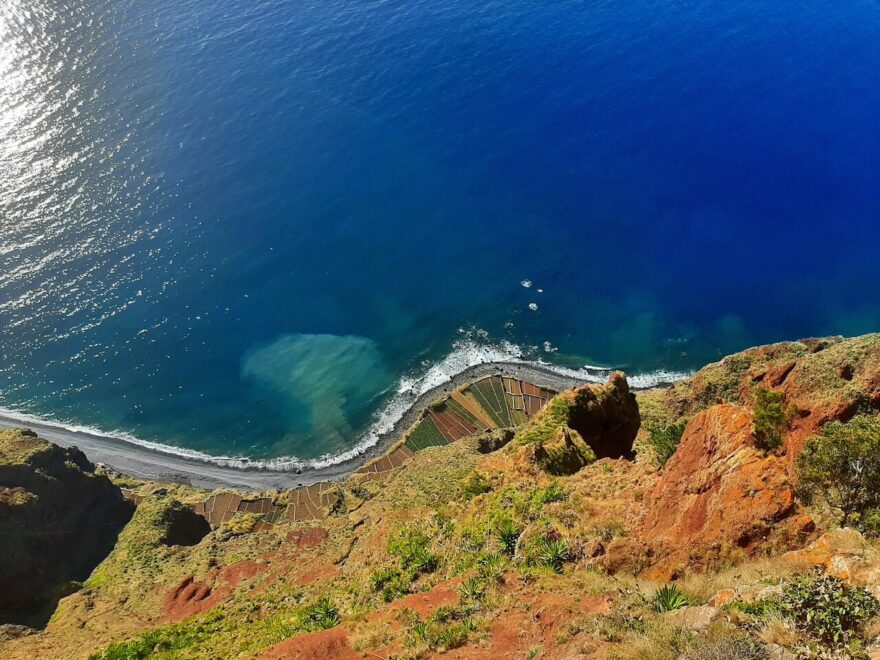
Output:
top-left (639, 404), bottom-right (798, 575)
top-left (0, 429), bottom-right (134, 626)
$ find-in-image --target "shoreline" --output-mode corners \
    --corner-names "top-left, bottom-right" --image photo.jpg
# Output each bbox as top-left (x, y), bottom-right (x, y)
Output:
top-left (0, 361), bottom-right (655, 491)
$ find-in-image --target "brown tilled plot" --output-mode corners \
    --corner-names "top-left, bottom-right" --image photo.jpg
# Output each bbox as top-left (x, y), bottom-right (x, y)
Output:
top-left (450, 390), bottom-right (496, 429)
top-left (428, 407), bottom-right (477, 442)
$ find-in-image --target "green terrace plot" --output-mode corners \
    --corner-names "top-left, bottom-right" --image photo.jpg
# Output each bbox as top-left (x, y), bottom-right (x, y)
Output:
top-left (467, 377), bottom-right (514, 427)
top-left (404, 416), bottom-right (449, 452)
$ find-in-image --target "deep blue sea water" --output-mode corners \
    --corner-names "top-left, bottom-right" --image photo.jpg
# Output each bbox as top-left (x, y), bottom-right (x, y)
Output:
top-left (2, 0), bottom-right (879, 464)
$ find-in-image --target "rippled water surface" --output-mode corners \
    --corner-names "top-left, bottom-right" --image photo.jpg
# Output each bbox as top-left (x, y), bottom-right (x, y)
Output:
top-left (2, 0), bottom-right (879, 462)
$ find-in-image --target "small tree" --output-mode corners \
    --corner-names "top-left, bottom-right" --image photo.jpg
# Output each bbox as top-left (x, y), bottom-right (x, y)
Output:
top-left (796, 415), bottom-right (880, 528)
top-left (753, 387), bottom-right (790, 450)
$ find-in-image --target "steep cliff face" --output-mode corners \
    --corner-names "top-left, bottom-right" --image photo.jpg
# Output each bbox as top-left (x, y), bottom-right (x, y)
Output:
top-left (639, 404), bottom-right (800, 575)
top-left (630, 334), bottom-right (880, 576)
top-left (0, 429), bottom-right (134, 626)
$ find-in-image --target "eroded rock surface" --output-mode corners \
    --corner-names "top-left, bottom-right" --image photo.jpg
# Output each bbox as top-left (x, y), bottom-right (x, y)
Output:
top-left (640, 404), bottom-right (796, 572)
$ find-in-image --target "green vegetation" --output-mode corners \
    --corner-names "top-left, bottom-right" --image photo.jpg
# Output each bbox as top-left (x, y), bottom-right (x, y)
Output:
top-left (530, 481), bottom-right (567, 507)
top-left (370, 567), bottom-right (409, 602)
top-left (652, 585), bottom-right (689, 612)
top-left (459, 471), bottom-right (491, 498)
top-left (444, 397), bottom-right (480, 429)
top-left (294, 596), bottom-right (340, 632)
top-left (752, 387), bottom-right (790, 450)
top-left (469, 378), bottom-right (513, 427)
top-left (91, 610), bottom-right (228, 660)
top-left (797, 415), bottom-right (880, 529)
top-left (538, 537), bottom-right (571, 573)
top-left (457, 576), bottom-right (487, 606)
top-left (780, 573), bottom-right (880, 649)
top-left (91, 595), bottom-right (340, 660)
top-left (648, 420), bottom-right (688, 468)
top-left (402, 605), bottom-right (482, 653)
top-left (515, 396), bottom-right (570, 446)
top-left (494, 516), bottom-right (522, 556)
top-left (388, 525), bottom-right (439, 577)
top-left (404, 416), bottom-right (448, 452)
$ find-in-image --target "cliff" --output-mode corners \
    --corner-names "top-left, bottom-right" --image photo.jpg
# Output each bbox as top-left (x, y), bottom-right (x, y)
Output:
top-left (2, 334), bottom-right (880, 659)
top-left (0, 429), bottom-right (134, 627)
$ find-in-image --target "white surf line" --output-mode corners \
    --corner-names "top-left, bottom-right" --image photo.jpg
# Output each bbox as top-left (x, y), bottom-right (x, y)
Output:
top-left (0, 355), bottom-right (689, 489)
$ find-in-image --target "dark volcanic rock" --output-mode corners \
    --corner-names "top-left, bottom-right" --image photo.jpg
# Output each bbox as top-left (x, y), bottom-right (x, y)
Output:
top-left (0, 429), bottom-right (135, 627)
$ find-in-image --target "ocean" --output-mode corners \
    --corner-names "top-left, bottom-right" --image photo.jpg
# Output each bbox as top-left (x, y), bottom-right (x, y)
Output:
top-left (2, 0), bottom-right (879, 466)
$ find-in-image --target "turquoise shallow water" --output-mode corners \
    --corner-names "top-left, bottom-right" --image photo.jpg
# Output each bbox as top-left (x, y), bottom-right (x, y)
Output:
top-left (1, 0), bottom-right (879, 464)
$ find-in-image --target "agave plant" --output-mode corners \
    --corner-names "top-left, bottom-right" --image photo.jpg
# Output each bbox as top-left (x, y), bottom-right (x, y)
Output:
top-left (495, 517), bottom-right (522, 556)
top-left (652, 584), bottom-right (689, 612)
top-left (298, 596), bottom-right (341, 631)
top-left (458, 576), bottom-right (487, 605)
top-left (539, 537), bottom-right (571, 573)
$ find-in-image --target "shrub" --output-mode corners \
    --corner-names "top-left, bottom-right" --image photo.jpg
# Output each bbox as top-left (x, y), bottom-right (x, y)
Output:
top-left (648, 421), bottom-right (688, 468)
top-left (538, 537), bottom-right (571, 573)
top-left (370, 567), bottom-right (409, 602)
top-left (388, 525), bottom-right (439, 576)
top-left (780, 573), bottom-right (880, 648)
top-left (752, 387), bottom-right (790, 450)
top-left (476, 552), bottom-right (506, 584)
top-left (458, 576), bottom-right (487, 607)
top-left (296, 596), bottom-right (340, 632)
top-left (796, 415), bottom-right (880, 529)
top-left (530, 481), bottom-right (566, 508)
top-left (460, 471), bottom-right (491, 498)
top-left (652, 584), bottom-right (689, 612)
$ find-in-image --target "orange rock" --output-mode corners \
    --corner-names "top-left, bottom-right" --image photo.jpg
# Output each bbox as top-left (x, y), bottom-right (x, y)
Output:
top-left (639, 404), bottom-right (796, 573)
top-left (784, 529), bottom-right (867, 580)
top-left (708, 589), bottom-right (736, 607)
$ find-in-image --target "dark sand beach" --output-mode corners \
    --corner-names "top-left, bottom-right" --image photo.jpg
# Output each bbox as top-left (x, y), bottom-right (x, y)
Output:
top-left (0, 362), bottom-right (603, 491)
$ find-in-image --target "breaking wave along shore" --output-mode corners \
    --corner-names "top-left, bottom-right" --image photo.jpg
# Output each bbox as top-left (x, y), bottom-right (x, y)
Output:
top-left (0, 340), bottom-right (688, 489)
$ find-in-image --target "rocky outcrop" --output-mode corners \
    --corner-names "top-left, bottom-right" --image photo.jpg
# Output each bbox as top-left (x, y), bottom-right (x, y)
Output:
top-left (0, 429), bottom-right (134, 626)
top-left (567, 371), bottom-right (641, 459)
top-left (639, 404), bottom-right (799, 575)
top-left (515, 371), bottom-right (640, 475)
top-left (529, 426), bottom-right (596, 475)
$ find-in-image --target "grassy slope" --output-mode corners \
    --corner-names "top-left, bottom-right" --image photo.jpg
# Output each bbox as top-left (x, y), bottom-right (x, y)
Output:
top-left (4, 334), bottom-right (880, 659)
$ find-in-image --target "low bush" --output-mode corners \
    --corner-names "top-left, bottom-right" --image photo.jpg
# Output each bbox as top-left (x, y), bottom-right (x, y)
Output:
top-left (652, 584), bottom-right (689, 613)
top-left (370, 567), bottom-right (409, 602)
top-left (388, 525), bottom-right (439, 577)
top-left (538, 537), bottom-right (571, 573)
top-left (295, 596), bottom-right (340, 632)
top-left (494, 516), bottom-right (522, 556)
top-left (779, 573), bottom-right (880, 648)
top-left (460, 471), bottom-right (491, 499)
top-left (530, 481), bottom-right (567, 508)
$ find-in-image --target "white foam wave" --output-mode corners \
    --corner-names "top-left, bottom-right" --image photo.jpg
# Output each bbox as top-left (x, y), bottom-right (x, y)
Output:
top-left (0, 338), bottom-right (690, 473)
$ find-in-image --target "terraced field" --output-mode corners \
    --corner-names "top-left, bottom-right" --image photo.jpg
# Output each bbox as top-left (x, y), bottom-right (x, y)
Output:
top-left (185, 374), bottom-right (559, 536)
top-left (467, 376), bottom-right (515, 427)
top-left (403, 416), bottom-right (448, 452)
